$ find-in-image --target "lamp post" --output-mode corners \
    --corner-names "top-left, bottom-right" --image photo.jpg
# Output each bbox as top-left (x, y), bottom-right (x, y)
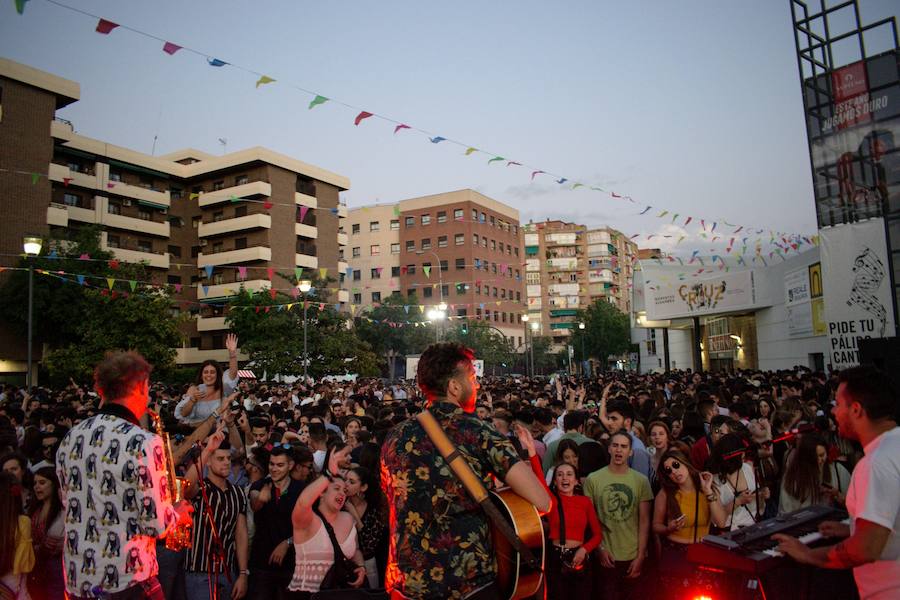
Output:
top-left (23, 235), bottom-right (43, 389)
top-left (298, 279), bottom-right (312, 379)
top-left (529, 321), bottom-right (539, 376)
top-left (427, 307), bottom-right (446, 343)
top-left (521, 314), bottom-right (530, 377)
top-left (578, 322), bottom-right (586, 376)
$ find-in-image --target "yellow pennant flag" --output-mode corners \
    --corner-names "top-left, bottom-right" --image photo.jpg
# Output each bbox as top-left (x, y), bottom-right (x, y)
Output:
top-left (419, 305), bottom-right (425, 314)
top-left (319, 268), bottom-right (328, 280)
top-left (465, 147), bottom-right (477, 155)
top-left (256, 75), bottom-right (275, 88)
top-left (106, 278), bottom-right (115, 290)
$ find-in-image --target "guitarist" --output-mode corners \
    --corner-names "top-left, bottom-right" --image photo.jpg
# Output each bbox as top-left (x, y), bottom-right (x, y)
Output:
top-left (381, 343), bottom-right (550, 600)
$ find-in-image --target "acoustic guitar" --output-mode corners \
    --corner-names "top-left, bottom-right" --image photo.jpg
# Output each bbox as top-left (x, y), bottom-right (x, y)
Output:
top-left (417, 410), bottom-right (546, 600)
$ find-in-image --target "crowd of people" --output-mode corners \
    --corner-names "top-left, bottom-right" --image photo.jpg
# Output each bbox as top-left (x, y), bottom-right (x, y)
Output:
top-left (0, 337), bottom-right (897, 600)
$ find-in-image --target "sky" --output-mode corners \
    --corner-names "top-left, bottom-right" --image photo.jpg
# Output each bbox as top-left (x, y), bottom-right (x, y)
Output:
top-left (2, 0), bottom-right (898, 256)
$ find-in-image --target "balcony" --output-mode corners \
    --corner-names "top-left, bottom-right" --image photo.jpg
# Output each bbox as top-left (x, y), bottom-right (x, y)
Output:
top-left (337, 289), bottom-right (350, 303)
top-left (198, 279), bottom-right (269, 300)
top-left (101, 243), bottom-right (170, 269)
top-left (295, 223), bottom-right (318, 239)
top-left (337, 232), bottom-right (348, 246)
top-left (338, 261), bottom-right (348, 273)
top-left (48, 163), bottom-right (96, 190)
top-left (47, 203), bottom-right (68, 227)
top-left (199, 181), bottom-right (271, 207)
top-left (197, 316), bottom-right (228, 331)
top-left (110, 181), bottom-right (171, 208)
top-left (197, 246), bottom-right (271, 267)
top-left (295, 253), bottom-right (319, 269)
top-left (198, 213), bottom-right (271, 238)
top-left (103, 212), bottom-right (170, 237)
top-left (294, 192), bottom-right (318, 209)
top-left (336, 204), bottom-right (348, 218)
top-left (51, 119), bottom-right (75, 141)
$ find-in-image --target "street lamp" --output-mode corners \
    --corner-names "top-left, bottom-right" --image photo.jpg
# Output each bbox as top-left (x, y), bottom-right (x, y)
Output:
top-left (427, 307), bottom-right (445, 343)
top-left (578, 322), bottom-right (586, 376)
top-left (521, 314), bottom-right (530, 377)
top-left (23, 235), bottom-right (42, 389)
top-left (298, 279), bottom-right (312, 379)
top-left (529, 320), bottom-right (539, 376)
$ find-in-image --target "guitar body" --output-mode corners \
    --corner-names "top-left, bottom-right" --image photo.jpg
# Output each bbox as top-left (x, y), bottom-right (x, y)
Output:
top-left (490, 488), bottom-right (545, 600)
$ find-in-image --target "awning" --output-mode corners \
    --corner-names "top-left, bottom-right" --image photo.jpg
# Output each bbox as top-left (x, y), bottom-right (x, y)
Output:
top-left (237, 369), bottom-right (256, 379)
top-left (108, 159), bottom-right (170, 179)
top-left (137, 199), bottom-right (169, 210)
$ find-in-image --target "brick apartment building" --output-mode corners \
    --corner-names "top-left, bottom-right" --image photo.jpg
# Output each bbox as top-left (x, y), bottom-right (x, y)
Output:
top-left (345, 190), bottom-right (528, 349)
top-left (0, 58), bottom-right (349, 380)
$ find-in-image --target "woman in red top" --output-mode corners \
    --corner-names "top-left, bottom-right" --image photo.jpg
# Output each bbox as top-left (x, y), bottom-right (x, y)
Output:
top-left (515, 424), bottom-right (602, 600)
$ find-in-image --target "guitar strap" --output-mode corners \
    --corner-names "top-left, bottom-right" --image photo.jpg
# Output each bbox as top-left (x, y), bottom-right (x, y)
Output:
top-left (416, 410), bottom-right (541, 570)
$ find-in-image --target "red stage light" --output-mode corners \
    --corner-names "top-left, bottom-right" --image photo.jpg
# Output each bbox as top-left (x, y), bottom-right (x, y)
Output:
top-left (691, 595), bottom-right (714, 600)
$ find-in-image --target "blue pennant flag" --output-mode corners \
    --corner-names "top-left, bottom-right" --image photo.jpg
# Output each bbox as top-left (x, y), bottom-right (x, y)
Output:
top-left (430, 136), bottom-right (446, 144)
top-left (76, 275), bottom-right (85, 285)
top-left (204, 265), bottom-right (213, 279)
top-left (202, 285), bottom-right (209, 296)
top-left (404, 305), bottom-right (410, 314)
top-left (208, 58), bottom-right (228, 67)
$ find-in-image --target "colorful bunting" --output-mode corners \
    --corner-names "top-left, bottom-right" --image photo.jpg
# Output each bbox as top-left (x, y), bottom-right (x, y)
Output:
top-left (430, 136), bottom-right (446, 144)
top-left (208, 58), bottom-right (228, 67)
top-left (256, 75), bottom-right (275, 88)
top-left (14, 0), bottom-right (28, 15)
top-left (393, 124), bottom-right (410, 134)
top-left (465, 147), bottom-right (478, 155)
top-left (308, 95), bottom-right (329, 110)
top-left (488, 156), bottom-right (504, 165)
top-left (95, 19), bottom-right (119, 34)
top-left (531, 170), bottom-right (545, 181)
top-left (204, 265), bottom-right (213, 279)
top-left (354, 111), bottom-right (374, 126)
top-left (162, 42), bottom-right (182, 55)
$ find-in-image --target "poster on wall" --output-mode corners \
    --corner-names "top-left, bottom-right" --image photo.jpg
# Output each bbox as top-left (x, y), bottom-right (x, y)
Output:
top-left (645, 270), bottom-right (756, 320)
top-left (785, 267), bottom-right (814, 337)
top-left (820, 219), bottom-right (896, 369)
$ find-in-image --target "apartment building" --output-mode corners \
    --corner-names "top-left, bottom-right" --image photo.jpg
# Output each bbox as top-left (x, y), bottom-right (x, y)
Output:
top-left (523, 220), bottom-right (637, 352)
top-left (0, 58), bottom-right (349, 376)
top-left (346, 190), bottom-right (527, 349)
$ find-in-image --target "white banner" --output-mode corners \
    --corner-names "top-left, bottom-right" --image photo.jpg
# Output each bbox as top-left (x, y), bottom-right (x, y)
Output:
top-left (646, 270), bottom-right (756, 320)
top-left (821, 218), bottom-right (896, 369)
top-left (784, 268), bottom-right (811, 306)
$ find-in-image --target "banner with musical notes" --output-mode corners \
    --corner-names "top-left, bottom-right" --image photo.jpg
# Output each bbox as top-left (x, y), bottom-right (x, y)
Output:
top-left (820, 218), bottom-right (896, 370)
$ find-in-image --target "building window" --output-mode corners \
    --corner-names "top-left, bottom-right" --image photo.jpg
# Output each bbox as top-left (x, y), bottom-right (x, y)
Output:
top-left (455, 233), bottom-right (465, 246)
top-left (455, 258), bottom-right (465, 270)
top-left (491, 263), bottom-right (497, 274)
top-left (212, 180), bottom-right (225, 191)
top-left (437, 211), bottom-right (447, 223)
top-left (454, 208), bottom-right (464, 220)
top-left (473, 234), bottom-right (479, 246)
top-left (501, 289), bottom-right (507, 299)
top-left (442, 284), bottom-right (449, 297)
top-left (407, 289), bottom-right (416, 298)
top-left (213, 273), bottom-right (224, 285)
top-left (213, 211), bottom-right (224, 222)
top-left (493, 287), bottom-right (498, 297)
top-left (372, 292), bottom-right (381, 303)
top-left (168, 216), bottom-right (184, 227)
top-left (480, 212), bottom-right (486, 223)
top-left (490, 215), bottom-right (495, 226)
top-left (192, 216), bottom-right (201, 228)
top-left (391, 243), bottom-right (400, 254)
top-left (107, 235), bottom-right (120, 248)
top-left (167, 275), bottom-right (181, 285)
top-left (391, 266), bottom-right (401, 277)
top-left (352, 223), bottom-right (360, 234)
top-left (440, 260), bottom-right (448, 272)
top-left (423, 287), bottom-right (433, 298)
top-left (370, 244), bottom-right (380, 256)
top-left (369, 221), bottom-right (380, 232)
top-left (491, 240), bottom-right (496, 251)
top-left (390, 219), bottom-right (399, 231)
top-left (406, 241), bottom-right (415, 252)
top-left (457, 285), bottom-right (467, 296)
top-left (139, 209), bottom-right (152, 221)
top-left (191, 246), bottom-right (200, 258)
top-left (438, 236), bottom-right (448, 248)
top-left (406, 264), bottom-right (415, 275)
top-left (516, 291), bottom-right (521, 301)
top-left (137, 240), bottom-right (152, 253)
top-left (481, 236), bottom-right (488, 247)
top-left (167, 245), bottom-right (181, 258)
top-left (108, 202), bottom-right (121, 215)
top-left (421, 214), bottom-right (431, 225)
top-left (353, 270), bottom-right (361, 281)
top-left (109, 172), bottom-right (122, 182)
top-left (235, 205), bottom-right (247, 217)
top-left (421, 238), bottom-right (431, 250)
top-left (352, 247), bottom-right (360, 258)
top-left (235, 175), bottom-right (249, 186)
top-left (353, 293), bottom-right (362, 303)
top-left (472, 209), bottom-right (478, 221)
top-left (234, 238), bottom-right (247, 250)
top-left (63, 193), bottom-right (81, 207)
top-left (371, 268), bottom-right (381, 279)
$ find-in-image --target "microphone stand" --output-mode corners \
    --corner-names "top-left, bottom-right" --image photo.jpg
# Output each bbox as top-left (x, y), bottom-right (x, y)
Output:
top-left (190, 451), bottom-right (232, 600)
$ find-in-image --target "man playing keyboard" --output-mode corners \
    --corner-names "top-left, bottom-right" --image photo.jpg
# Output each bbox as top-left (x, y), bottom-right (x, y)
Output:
top-left (773, 365), bottom-right (899, 600)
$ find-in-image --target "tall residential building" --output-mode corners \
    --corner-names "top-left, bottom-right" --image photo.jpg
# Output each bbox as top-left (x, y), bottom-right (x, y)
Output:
top-left (523, 220), bottom-right (637, 352)
top-left (0, 58), bottom-right (349, 378)
top-left (345, 189), bottom-right (527, 349)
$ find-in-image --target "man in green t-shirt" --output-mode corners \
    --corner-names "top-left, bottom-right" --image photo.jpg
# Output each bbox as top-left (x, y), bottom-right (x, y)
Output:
top-left (583, 430), bottom-right (652, 600)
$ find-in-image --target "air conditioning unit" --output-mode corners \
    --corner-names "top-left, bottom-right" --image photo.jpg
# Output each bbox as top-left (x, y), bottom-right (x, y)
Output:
top-left (200, 239), bottom-right (208, 247)
top-left (122, 199), bottom-right (132, 206)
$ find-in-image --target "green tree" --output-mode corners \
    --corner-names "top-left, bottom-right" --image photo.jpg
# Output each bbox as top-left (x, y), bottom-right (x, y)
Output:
top-left (0, 226), bottom-right (181, 385)
top-left (225, 275), bottom-right (380, 379)
top-left (571, 299), bottom-right (631, 372)
top-left (354, 294), bottom-right (431, 378)
top-left (529, 336), bottom-right (561, 375)
top-left (443, 320), bottom-right (516, 375)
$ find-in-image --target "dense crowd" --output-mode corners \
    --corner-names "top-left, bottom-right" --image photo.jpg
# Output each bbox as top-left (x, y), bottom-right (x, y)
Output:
top-left (0, 342), bottom-right (895, 600)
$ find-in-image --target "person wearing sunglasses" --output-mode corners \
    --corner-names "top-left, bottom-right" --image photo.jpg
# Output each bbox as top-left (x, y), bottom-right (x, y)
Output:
top-left (652, 449), bottom-right (726, 588)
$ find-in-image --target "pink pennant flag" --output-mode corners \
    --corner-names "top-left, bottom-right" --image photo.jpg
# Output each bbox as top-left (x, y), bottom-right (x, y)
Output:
top-left (299, 206), bottom-right (309, 221)
top-left (162, 42), bottom-right (182, 55)
top-left (354, 111), bottom-right (374, 126)
top-left (291, 287), bottom-right (299, 299)
top-left (95, 19), bottom-right (119, 34)
top-left (531, 170), bottom-right (545, 181)
top-left (237, 266), bottom-right (247, 280)
top-left (107, 182), bottom-right (116, 189)
top-left (174, 283), bottom-right (182, 293)
top-left (268, 288), bottom-right (277, 300)
top-left (319, 303), bottom-right (325, 311)
top-left (393, 124), bottom-right (410, 134)
top-left (63, 177), bottom-right (72, 187)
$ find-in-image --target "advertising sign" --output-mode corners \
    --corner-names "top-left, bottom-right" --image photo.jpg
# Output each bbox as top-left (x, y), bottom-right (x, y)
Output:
top-left (646, 270), bottom-right (756, 320)
top-left (784, 267), bottom-right (814, 337)
top-left (820, 219), bottom-right (896, 369)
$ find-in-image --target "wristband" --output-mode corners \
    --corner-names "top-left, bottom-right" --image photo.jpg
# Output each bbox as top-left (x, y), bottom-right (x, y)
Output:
top-left (706, 493), bottom-right (717, 502)
top-left (239, 569), bottom-right (250, 576)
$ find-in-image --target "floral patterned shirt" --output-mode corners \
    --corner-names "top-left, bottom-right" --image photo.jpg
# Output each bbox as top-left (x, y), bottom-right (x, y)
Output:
top-left (380, 401), bottom-right (521, 599)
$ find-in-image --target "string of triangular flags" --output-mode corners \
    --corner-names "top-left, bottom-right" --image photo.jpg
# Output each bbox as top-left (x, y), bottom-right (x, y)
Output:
top-left (20, 0), bottom-right (815, 241)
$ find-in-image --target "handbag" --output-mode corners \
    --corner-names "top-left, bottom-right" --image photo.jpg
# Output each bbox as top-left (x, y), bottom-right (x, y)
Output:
top-left (311, 508), bottom-right (388, 600)
top-left (550, 492), bottom-right (588, 575)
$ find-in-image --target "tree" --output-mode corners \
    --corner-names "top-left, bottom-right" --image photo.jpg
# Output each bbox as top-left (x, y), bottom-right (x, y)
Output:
top-left (529, 336), bottom-right (560, 375)
top-left (571, 299), bottom-right (631, 372)
top-left (225, 274), bottom-right (380, 379)
top-left (353, 294), bottom-right (431, 378)
top-left (443, 320), bottom-right (516, 374)
top-left (0, 226), bottom-right (181, 385)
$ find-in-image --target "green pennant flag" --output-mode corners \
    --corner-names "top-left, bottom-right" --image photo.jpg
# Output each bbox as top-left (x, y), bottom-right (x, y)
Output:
top-left (129, 280), bottom-right (137, 292)
top-left (295, 267), bottom-right (303, 281)
top-left (487, 156), bottom-right (504, 164)
top-left (423, 265), bottom-right (431, 278)
top-left (31, 172), bottom-right (40, 185)
top-left (572, 183), bottom-right (584, 189)
top-left (308, 95), bottom-right (329, 109)
top-left (15, 0), bottom-right (28, 15)
top-left (393, 205), bottom-right (401, 216)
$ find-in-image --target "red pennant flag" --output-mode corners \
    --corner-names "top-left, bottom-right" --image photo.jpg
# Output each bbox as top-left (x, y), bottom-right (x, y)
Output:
top-left (263, 200), bottom-right (273, 210)
top-left (354, 111), bottom-right (373, 126)
top-left (95, 19), bottom-right (119, 34)
top-left (319, 303), bottom-right (325, 311)
top-left (266, 267), bottom-right (274, 280)
top-left (264, 307), bottom-right (270, 313)
top-left (684, 217), bottom-right (692, 226)
top-left (109, 260), bottom-right (119, 270)
top-left (255, 306), bottom-right (261, 314)
top-left (268, 288), bottom-right (277, 300)
top-left (393, 124), bottom-right (410, 134)
top-left (162, 42), bottom-right (182, 55)
top-left (63, 177), bottom-right (72, 187)
top-left (530, 170), bottom-right (545, 181)
top-left (611, 192), bottom-right (622, 198)
top-left (299, 206), bottom-right (309, 221)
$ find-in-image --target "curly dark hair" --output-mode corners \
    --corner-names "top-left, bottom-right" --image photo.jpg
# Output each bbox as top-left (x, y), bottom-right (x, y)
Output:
top-left (416, 342), bottom-right (475, 401)
top-left (94, 351), bottom-right (152, 402)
